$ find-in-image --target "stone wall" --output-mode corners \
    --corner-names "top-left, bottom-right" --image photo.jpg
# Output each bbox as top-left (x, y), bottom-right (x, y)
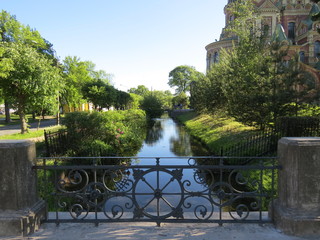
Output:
top-left (272, 137), bottom-right (320, 237)
top-left (0, 140), bottom-right (46, 237)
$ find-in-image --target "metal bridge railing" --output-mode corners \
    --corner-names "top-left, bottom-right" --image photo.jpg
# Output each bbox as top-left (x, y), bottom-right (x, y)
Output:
top-left (33, 156), bottom-right (280, 226)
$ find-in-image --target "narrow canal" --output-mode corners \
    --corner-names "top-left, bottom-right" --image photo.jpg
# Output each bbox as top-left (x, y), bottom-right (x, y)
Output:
top-left (137, 114), bottom-right (210, 159)
top-left (110, 114), bottom-right (216, 218)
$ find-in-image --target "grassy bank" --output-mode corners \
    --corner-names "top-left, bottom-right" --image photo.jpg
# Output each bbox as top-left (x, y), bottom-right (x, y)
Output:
top-left (0, 114), bottom-right (56, 127)
top-left (0, 125), bottom-right (64, 157)
top-left (0, 125), bottom-right (63, 140)
top-left (174, 111), bottom-right (258, 154)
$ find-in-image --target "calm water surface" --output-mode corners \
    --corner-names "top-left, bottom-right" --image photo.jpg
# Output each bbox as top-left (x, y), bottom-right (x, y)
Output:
top-left (103, 115), bottom-right (219, 218)
top-left (136, 115), bottom-right (210, 163)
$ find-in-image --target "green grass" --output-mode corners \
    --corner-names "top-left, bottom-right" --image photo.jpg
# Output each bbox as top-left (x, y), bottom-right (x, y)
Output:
top-left (0, 125), bottom-right (65, 157)
top-left (175, 111), bottom-right (258, 154)
top-left (0, 114), bottom-right (53, 127)
top-left (0, 125), bottom-right (64, 140)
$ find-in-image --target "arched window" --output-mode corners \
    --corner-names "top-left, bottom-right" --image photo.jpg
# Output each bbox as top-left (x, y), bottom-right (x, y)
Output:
top-left (299, 51), bottom-right (305, 63)
top-left (288, 22), bottom-right (295, 43)
top-left (213, 52), bottom-right (219, 63)
top-left (207, 54), bottom-right (211, 70)
top-left (315, 41), bottom-right (320, 59)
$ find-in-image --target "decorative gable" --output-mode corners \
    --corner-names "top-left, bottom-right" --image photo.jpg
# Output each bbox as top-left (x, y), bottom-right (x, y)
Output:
top-left (258, 0), bottom-right (280, 12)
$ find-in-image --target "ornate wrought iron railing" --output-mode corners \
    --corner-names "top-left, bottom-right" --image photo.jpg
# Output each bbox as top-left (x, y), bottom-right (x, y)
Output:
top-left (34, 156), bottom-right (280, 226)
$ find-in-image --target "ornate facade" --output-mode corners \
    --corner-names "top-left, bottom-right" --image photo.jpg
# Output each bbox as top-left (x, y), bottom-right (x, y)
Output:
top-left (205, 0), bottom-right (320, 80)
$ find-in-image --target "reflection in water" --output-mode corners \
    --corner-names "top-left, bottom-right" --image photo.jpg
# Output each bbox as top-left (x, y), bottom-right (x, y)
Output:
top-left (46, 115), bottom-right (268, 221)
top-left (170, 125), bottom-right (210, 156)
top-left (137, 115), bottom-right (210, 158)
top-left (144, 120), bottom-right (164, 146)
top-left (170, 126), bottom-right (192, 156)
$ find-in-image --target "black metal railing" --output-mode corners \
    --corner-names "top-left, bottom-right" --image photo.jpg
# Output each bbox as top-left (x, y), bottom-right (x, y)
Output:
top-left (44, 129), bottom-right (69, 157)
top-left (221, 129), bottom-right (279, 160)
top-left (34, 156), bottom-right (280, 226)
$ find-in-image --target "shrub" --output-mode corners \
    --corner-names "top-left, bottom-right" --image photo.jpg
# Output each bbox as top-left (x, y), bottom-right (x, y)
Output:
top-left (63, 110), bottom-right (147, 157)
top-left (140, 95), bottom-right (164, 118)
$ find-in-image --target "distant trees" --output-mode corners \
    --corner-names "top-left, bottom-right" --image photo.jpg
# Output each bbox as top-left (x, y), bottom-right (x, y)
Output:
top-left (128, 85), bottom-right (174, 118)
top-left (140, 95), bottom-right (164, 119)
top-left (128, 85), bottom-right (149, 97)
top-left (0, 10), bottom-right (141, 133)
top-left (168, 65), bottom-right (204, 95)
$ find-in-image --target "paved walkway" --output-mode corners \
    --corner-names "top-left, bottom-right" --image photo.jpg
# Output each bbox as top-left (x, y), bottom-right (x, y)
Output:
top-left (0, 222), bottom-right (318, 240)
top-left (0, 119), bottom-right (58, 136)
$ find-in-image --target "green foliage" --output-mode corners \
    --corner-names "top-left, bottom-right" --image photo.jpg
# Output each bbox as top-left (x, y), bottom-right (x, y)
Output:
top-left (172, 92), bottom-right (189, 109)
top-left (0, 125), bottom-right (63, 140)
top-left (140, 94), bottom-right (164, 119)
top-left (190, 71), bottom-right (226, 113)
top-left (151, 90), bottom-right (173, 110)
top-left (61, 56), bottom-right (94, 109)
top-left (192, 0), bottom-right (317, 129)
top-left (128, 93), bottom-right (143, 109)
top-left (128, 86), bottom-right (173, 110)
top-left (168, 65), bottom-right (204, 94)
top-left (276, 116), bottom-right (320, 137)
top-left (82, 79), bottom-right (116, 110)
top-left (0, 10), bottom-right (59, 127)
top-left (0, 42), bottom-right (61, 133)
top-left (63, 109), bottom-right (146, 156)
top-left (175, 111), bottom-right (256, 154)
top-left (114, 90), bottom-right (132, 110)
top-left (128, 85), bottom-right (150, 97)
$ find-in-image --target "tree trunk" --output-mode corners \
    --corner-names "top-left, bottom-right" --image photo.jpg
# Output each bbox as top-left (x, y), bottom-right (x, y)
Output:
top-left (18, 109), bottom-right (28, 134)
top-left (4, 100), bottom-right (11, 123)
top-left (56, 96), bottom-right (60, 125)
top-left (56, 111), bottom-right (60, 125)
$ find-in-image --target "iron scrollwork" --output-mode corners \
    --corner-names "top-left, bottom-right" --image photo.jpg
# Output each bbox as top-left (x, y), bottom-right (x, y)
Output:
top-left (39, 156), bottom-right (278, 224)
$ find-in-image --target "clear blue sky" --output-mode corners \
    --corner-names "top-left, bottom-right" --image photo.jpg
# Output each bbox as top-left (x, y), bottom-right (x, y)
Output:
top-left (1, 0), bottom-right (226, 92)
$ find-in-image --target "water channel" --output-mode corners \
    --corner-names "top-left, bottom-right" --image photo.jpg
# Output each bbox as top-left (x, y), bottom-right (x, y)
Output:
top-left (49, 115), bottom-right (266, 222)
top-left (104, 115), bottom-right (216, 218)
top-left (136, 114), bottom-right (210, 159)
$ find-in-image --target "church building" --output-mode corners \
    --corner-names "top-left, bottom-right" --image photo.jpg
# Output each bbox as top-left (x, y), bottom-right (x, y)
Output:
top-left (206, 0), bottom-right (320, 80)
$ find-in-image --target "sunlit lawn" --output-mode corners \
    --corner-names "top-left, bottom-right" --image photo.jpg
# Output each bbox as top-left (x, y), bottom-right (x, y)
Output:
top-left (0, 125), bottom-right (64, 140)
top-left (0, 114), bottom-right (55, 127)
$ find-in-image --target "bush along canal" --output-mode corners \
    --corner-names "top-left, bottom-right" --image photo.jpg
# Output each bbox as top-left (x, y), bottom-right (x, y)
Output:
top-left (36, 114), bottom-right (278, 225)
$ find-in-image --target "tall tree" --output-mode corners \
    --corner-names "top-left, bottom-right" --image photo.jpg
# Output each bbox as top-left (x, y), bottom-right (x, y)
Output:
top-left (128, 85), bottom-right (150, 97)
top-left (194, 0), bottom-right (315, 128)
top-left (61, 56), bottom-right (94, 110)
top-left (140, 94), bottom-right (164, 119)
top-left (0, 10), bottom-right (54, 123)
top-left (82, 79), bottom-right (117, 110)
top-left (115, 90), bottom-right (132, 110)
top-left (168, 65), bottom-right (203, 94)
top-left (0, 43), bottom-right (61, 133)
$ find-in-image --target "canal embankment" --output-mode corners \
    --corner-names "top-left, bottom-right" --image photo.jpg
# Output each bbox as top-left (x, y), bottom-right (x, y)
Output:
top-left (170, 110), bottom-right (257, 155)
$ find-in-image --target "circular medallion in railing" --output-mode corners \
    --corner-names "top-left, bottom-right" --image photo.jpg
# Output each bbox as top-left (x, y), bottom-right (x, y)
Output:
top-left (131, 168), bottom-right (185, 220)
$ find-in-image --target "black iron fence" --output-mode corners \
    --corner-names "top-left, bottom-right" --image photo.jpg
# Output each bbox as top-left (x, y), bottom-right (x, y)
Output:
top-left (221, 129), bottom-right (279, 161)
top-left (44, 129), bottom-right (69, 157)
top-left (222, 117), bottom-right (320, 158)
top-left (34, 156), bottom-right (279, 226)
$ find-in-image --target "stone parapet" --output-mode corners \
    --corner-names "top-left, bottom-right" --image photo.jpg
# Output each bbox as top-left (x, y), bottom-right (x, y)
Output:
top-left (272, 137), bottom-right (320, 237)
top-left (0, 140), bottom-right (46, 237)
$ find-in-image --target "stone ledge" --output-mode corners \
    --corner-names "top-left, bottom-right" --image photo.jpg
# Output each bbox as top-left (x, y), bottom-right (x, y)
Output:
top-left (0, 200), bottom-right (46, 237)
top-left (272, 201), bottom-right (320, 237)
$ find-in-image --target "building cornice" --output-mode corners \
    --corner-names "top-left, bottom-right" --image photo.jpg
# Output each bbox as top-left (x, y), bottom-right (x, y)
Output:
top-left (205, 39), bottom-right (234, 51)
